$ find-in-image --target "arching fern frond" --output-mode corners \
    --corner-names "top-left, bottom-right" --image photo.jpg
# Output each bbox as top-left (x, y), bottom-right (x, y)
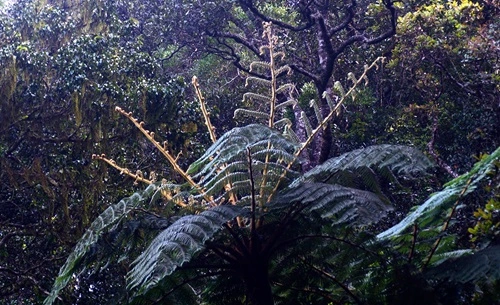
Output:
top-left (44, 184), bottom-right (159, 305)
top-left (234, 108), bottom-right (269, 121)
top-left (378, 146), bottom-right (500, 239)
top-left (272, 182), bottom-right (392, 226)
top-left (127, 205), bottom-right (243, 294)
top-left (427, 245), bottom-right (500, 284)
top-left (187, 124), bottom-right (299, 205)
top-left (294, 144), bottom-right (434, 187)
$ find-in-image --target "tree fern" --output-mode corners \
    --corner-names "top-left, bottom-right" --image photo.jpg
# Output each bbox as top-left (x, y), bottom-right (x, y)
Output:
top-left (44, 22), bottom-right (445, 304)
top-left (188, 124), bottom-right (300, 205)
top-left (378, 146), bottom-right (500, 240)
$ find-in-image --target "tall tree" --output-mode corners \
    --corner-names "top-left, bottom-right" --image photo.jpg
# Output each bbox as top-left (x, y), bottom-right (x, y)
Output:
top-left (155, 0), bottom-right (397, 163)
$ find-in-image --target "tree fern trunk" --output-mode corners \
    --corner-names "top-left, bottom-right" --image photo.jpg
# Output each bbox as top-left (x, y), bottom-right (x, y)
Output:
top-left (242, 259), bottom-right (274, 305)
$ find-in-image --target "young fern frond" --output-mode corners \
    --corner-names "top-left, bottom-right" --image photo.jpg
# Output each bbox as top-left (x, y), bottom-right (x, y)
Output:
top-left (276, 99), bottom-right (296, 109)
top-left (295, 57), bottom-right (385, 158)
top-left (192, 75), bottom-right (217, 143)
top-left (323, 91), bottom-right (337, 112)
top-left (235, 22), bottom-right (296, 130)
top-left (245, 76), bottom-right (272, 87)
top-left (274, 118), bottom-right (293, 130)
top-left (301, 111), bottom-right (313, 138)
top-left (44, 184), bottom-right (159, 305)
top-left (92, 153), bottom-right (155, 186)
top-left (234, 108), bottom-right (269, 120)
top-left (249, 61), bottom-right (271, 71)
top-left (242, 92), bottom-right (272, 103)
top-left (309, 99), bottom-right (324, 125)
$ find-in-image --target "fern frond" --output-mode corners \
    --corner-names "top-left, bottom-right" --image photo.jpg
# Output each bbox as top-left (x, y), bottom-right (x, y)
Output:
top-left (249, 61), bottom-right (271, 71)
top-left (273, 182), bottom-right (392, 226)
top-left (127, 205), bottom-right (243, 294)
top-left (283, 125), bottom-right (301, 144)
top-left (309, 99), bottom-right (324, 124)
top-left (273, 51), bottom-right (286, 61)
top-left (187, 125), bottom-right (299, 205)
top-left (301, 111), bottom-right (313, 138)
top-left (295, 144), bottom-right (433, 187)
top-left (243, 92), bottom-right (271, 103)
top-left (274, 118), bottom-right (293, 130)
top-left (274, 65), bottom-right (291, 76)
top-left (245, 76), bottom-right (272, 87)
top-left (427, 245), bottom-right (500, 284)
top-left (378, 146), bottom-right (500, 239)
top-left (276, 99), bottom-right (296, 109)
top-left (44, 184), bottom-right (159, 305)
top-left (189, 124), bottom-right (298, 177)
top-left (323, 93), bottom-right (337, 111)
top-left (333, 81), bottom-right (345, 97)
top-left (234, 108), bottom-right (269, 120)
top-left (276, 83), bottom-right (294, 94)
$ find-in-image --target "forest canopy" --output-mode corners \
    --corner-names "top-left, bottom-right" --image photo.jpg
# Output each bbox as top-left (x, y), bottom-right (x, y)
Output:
top-left (0, 0), bottom-right (499, 304)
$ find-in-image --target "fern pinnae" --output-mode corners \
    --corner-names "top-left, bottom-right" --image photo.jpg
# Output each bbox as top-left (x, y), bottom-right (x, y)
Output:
top-left (284, 125), bottom-right (301, 144)
top-left (323, 93), bottom-right (337, 111)
top-left (249, 61), bottom-right (271, 71)
top-left (243, 92), bottom-right (271, 103)
top-left (201, 172), bottom-right (249, 199)
top-left (276, 99), bottom-right (296, 109)
top-left (274, 118), bottom-right (293, 130)
top-left (274, 65), bottom-right (292, 76)
top-left (197, 161), bottom-right (248, 185)
top-left (234, 108), bottom-right (269, 121)
top-left (128, 206), bottom-right (242, 293)
top-left (44, 184), bottom-right (159, 305)
top-left (301, 111), bottom-right (313, 138)
top-left (276, 83), bottom-right (294, 94)
top-left (245, 76), bottom-right (272, 87)
top-left (310, 99), bottom-right (324, 124)
top-left (273, 51), bottom-right (286, 61)
top-left (333, 81), bottom-right (345, 98)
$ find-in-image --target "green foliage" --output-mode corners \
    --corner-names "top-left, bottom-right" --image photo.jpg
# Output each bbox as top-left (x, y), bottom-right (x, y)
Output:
top-left (378, 146), bottom-right (500, 240)
top-left (3, 0), bottom-right (498, 304)
top-left (468, 157), bottom-right (500, 243)
top-left (0, 0), bottom-right (204, 302)
top-left (127, 205), bottom-right (243, 295)
top-left (45, 116), bottom-right (434, 304)
top-left (44, 184), bottom-right (159, 305)
top-left (385, 0), bottom-right (500, 172)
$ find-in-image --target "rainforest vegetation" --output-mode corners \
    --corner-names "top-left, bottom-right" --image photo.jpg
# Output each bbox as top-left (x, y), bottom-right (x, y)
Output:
top-left (0, 0), bottom-right (499, 304)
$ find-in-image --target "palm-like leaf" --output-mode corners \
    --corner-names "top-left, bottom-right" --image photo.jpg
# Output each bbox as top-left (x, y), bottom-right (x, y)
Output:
top-left (427, 245), bottom-right (500, 284)
top-left (188, 124), bottom-right (299, 205)
top-left (44, 184), bottom-right (159, 305)
top-left (127, 205), bottom-right (243, 294)
top-left (272, 182), bottom-right (392, 226)
top-left (378, 146), bottom-right (500, 240)
top-left (295, 144), bottom-right (434, 187)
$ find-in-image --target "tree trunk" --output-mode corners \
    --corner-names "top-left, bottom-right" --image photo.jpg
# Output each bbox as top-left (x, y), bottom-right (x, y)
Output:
top-left (242, 259), bottom-right (274, 305)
